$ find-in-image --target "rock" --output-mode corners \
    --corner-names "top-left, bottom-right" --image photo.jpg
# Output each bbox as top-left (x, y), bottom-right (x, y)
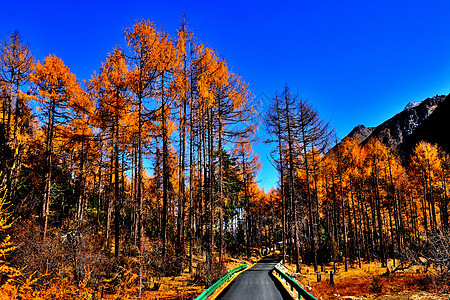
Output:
top-left (346, 125), bottom-right (375, 144)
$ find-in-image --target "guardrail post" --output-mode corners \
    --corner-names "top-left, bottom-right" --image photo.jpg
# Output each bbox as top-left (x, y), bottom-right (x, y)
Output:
top-left (329, 271), bottom-right (334, 286)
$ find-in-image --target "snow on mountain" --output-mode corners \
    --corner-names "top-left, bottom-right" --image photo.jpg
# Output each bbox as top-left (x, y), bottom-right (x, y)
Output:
top-left (404, 101), bottom-right (421, 110)
top-left (355, 94), bottom-right (447, 149)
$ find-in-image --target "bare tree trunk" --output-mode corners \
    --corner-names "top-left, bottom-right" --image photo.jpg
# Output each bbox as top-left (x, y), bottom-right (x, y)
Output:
top-left (161, 72), bottom-right (169, 260)
top-left (137, 89), bottom-right (143, 253)
top-left (284, 92), bottom-right (300, 273)
top-left (97, 140), bottom-right (103, 227)
top-left (114, 113), bottom-right (120, 258)
top-left (189, 102), bottom-right (194, 274)
top-left (207, 107), bottom-right (214, 278)
top-left (276, 100), bottom-right (287, 263)
top-left (188, 43), bottom-right (196, 274)
top-left (337, 154), bottom-right (348, 272)
top-left (76, 140), bottom-right (86, 223)
top-left (43, 97), bottom-right (55, 241)
top-left (218, 95), bottom-right (225, 261)
top-left (350, 182), bottom-right (361, 268)
top-left (105, 148), bottom-right (114, 250)
top-left (441, 166), bottom-right (449, 231)
top-left (373, 163), bottom-right (386, 267)
top-left (176, 66), bottom-right (188, 256)
top-left (301, 125), bottom-right (316, 272)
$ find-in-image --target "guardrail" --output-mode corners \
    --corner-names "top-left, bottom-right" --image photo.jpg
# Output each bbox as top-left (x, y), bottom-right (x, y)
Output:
top-left (194, 264), bottom-right (247, 300)
top-left (273, 263), bottom-right (317, 300)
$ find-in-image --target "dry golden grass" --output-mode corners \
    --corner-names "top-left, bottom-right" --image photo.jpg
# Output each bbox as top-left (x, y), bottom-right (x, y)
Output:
top-left (123, 254), bottom-right (251, 300)
top-left (281, 259), bottom-right (449, 300)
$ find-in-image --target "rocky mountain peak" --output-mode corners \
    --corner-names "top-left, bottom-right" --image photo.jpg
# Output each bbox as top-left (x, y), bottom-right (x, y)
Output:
top-left (404, 101), bottom-right (421, 110)
top-left (355, 94), bottom-right (447, 149)
top-left (346, 125), bottom-right (375, 144)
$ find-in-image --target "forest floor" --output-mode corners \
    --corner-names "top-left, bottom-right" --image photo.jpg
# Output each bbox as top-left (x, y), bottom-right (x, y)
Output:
top-left (97, 253), bottom-right (448, 299)
top-left (281, 258), bottom-right (449, 300)
top-left (125, 255), bottom-right (255, 300)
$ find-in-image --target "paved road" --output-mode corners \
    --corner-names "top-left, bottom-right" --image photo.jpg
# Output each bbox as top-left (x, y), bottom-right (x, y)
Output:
top-left (216, 257), bottom-right (292, 300)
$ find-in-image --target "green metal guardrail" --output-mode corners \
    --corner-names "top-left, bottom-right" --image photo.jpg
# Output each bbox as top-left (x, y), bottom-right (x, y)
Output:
top-left (273, 263), bottom-right (317, 300)
top-left (193, 264), bottom-right (247, 300)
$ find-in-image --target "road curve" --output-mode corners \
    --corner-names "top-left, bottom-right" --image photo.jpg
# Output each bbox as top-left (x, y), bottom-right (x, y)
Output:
top-left (216, 257), bottom-right (292, 300)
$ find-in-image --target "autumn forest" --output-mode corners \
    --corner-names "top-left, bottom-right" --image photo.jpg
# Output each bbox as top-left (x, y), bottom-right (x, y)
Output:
top-left (0, 18), bottom-right (449, 299)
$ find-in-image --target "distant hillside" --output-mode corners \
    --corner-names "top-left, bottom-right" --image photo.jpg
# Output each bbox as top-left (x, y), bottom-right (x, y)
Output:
top-left (340, 94), bottom-right (449, 159)
top-left (401, 94), bottom-right (450, 155)
top-left (362, 94), bottom-right (446, 148)
top-left (366, 95), bottom-right (446, 148)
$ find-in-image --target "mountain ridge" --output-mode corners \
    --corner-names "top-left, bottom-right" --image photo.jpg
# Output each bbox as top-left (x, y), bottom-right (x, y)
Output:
top-left (344, 94), bottom-right (448, 153)
top-left (401, 94), bottom-right (450, 156)
top-left (346, 125), bottom-right (375, 144)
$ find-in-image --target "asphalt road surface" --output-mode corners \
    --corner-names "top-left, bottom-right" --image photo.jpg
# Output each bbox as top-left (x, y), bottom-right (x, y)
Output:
top-left (216, 257), bottom-right (292, 300)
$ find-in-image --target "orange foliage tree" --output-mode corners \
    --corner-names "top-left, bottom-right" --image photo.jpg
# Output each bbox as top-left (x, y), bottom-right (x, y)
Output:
top-left (32, 54), bottom-right (85, 241)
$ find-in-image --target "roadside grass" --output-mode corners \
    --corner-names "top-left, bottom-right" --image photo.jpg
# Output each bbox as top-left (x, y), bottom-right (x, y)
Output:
top-left (133, 254), bottom-right (250, 300)
top-left (281, 259), bottom-right (449, 300)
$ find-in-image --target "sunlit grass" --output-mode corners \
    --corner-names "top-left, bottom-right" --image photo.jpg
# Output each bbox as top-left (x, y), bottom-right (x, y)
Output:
top-left (130, 254), bottom-right (250, 300)
top-left (280, 259), bottom-right (448, 299)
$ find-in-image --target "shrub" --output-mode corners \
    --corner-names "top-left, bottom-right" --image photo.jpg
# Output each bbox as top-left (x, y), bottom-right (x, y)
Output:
top-left (194, 256), bottom-right (227, 287)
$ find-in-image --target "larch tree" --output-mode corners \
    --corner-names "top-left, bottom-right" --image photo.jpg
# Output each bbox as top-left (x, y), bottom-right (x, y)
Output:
top-left (88, 47), bottom-right (130, 257)
top-left (265, 85), bottom-right (331, 272)
top-left (294, 92), bottom-right (331, 272)
top-left (410, 141), bottom-right (441, 237)
top-left (0, 31), bottom-right (34, 204)
top-left (0, 30), bottom-right (34, 139)
top-left (216, 68), bottom-right (255, 261)
top-left (264, 92), bottom-right (287, 262)
top-left (154, 30), bottom-right (179, 260)
top-left (438, 148), bottom-right (450, 231)
top-left (172, 17), bottom-right (192, 258)
top-left (125, 19), bottom-right (162, 254)
top-left (32, 54), bottom-right (85, 241)
top-left (365, 138), bottom-right (391, 267)
top-left (233, 139), bottom-right (261, 259)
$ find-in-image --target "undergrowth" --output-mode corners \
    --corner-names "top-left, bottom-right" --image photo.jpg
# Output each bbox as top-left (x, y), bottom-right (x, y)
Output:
top-left (282, 259), bottom-right (446, 299)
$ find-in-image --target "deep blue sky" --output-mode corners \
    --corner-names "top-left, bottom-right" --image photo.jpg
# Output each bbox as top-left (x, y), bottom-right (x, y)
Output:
top-left (3, 0), bottom-right (450, 191)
